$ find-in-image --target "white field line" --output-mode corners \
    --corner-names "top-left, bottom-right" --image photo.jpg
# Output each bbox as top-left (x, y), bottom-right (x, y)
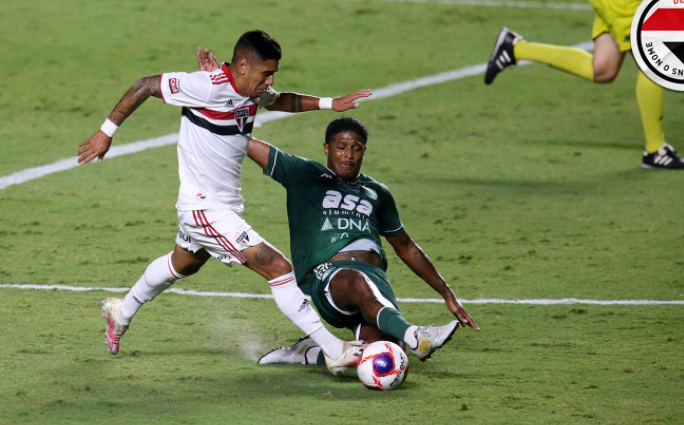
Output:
top-left (336, 0), bottom-right (592, 11)
top-left (1, 284), bottom-right (682, 305)
top-left (0, 42), bottom-right (594, 191)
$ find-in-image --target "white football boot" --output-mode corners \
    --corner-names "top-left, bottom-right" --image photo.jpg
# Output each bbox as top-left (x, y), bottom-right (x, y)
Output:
top-left (101, 298), bottom-right (129, 355)
top-left (410, 320), bottom-right (460, 363)
top-left (324, 341), bottom-right (367, 375)
top-left (257, 336), bottom-right (319, 365)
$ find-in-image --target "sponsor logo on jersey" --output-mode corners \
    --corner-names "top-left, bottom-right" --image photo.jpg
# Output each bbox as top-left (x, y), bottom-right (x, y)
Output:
top-left (169, 78), bottom-right (180, 94)
top-left (320, 216), bottom-right (371, 233)
top-left (320, 173), bottom-right (333, 180)
top-left (321, 218), bottom-right (334, 231)
top-left (631, 0), bottom-right (684, 91)
top-left (196, 192), bottom-right (206, 201)
top-left (322, 190), bottom-right (373, 216)
top-left (226, 99), bottom-right (233, 107)
top-left (234, 108), bottom-right (250, 132)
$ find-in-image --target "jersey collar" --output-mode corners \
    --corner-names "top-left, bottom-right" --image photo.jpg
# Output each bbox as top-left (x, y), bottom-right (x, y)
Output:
top-left (221, 63), bottom-right (244, 97)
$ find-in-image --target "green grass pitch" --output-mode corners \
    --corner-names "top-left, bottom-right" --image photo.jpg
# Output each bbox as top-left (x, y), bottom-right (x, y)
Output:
top-left (0, 1), bottom-right (683, 424)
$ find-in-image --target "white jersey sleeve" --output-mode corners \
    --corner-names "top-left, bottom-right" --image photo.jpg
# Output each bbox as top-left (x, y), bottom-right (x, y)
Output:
top-left (160, 71), bottom-right (213, 108)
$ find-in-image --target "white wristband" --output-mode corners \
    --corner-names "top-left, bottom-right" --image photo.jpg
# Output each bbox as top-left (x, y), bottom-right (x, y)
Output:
top-left (318, 97), bottom-right (333, 110)
top-left (100, 118), bottom-right (118, 137)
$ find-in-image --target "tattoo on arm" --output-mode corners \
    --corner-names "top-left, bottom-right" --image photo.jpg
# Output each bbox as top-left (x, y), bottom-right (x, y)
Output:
top-left (109, 75), bottom-right (161, 125)
top-left (254, 245), bottom-right (276, 266)
top-left (289, 94), bottom-right (304, 112)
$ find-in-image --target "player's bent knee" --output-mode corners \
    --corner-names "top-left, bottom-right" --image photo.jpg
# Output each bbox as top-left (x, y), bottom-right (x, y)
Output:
top-left (593, 58), bottom-right (621, 83)
top-left (593, 70), bottom-right (618, 83)
top-left (176, 262), bottom-right (203, 276)
top-left (257, 244), bottom-right (292, 277)
top-left (269, 255), bottom-right (293, 277)
top-left (171, 249), bottom-right (209, 276)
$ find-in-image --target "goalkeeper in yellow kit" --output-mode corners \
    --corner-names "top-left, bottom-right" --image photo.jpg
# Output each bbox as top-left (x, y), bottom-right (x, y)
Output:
top-left (485, 0), bottom-right (683, 170)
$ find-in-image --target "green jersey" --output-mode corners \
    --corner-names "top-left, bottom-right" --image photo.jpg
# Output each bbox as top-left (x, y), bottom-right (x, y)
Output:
top-left (264, 146), bottom-right (405, 284)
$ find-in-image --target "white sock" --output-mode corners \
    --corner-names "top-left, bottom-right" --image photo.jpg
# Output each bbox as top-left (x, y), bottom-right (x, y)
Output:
top-left (120, 252), bottom-right (186, 323)
top-left (404, 325), bottom-right (419, 349)
top-left (268, 272), bottom-right (344, 359)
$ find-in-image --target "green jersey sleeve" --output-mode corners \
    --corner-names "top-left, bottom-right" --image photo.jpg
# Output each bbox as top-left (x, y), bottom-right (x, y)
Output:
top-left (263, 145), bottom-right (310, 187)
top-left (375, 182), bottom-right (405, 237)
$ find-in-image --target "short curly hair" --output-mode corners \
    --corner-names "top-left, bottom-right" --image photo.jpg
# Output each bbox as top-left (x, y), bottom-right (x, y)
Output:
top-left (325, 117), bottom-right (369, 145)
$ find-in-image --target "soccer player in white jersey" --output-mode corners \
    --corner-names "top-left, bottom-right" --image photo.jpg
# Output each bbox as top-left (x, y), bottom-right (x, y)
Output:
top-left (77, 29), bottom-right (371, 372)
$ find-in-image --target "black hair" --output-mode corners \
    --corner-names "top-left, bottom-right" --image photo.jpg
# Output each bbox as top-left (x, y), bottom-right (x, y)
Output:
top-left (232, 29), bottom-right (282, 62)
top-left (325, 117), bottom-right (369, 145)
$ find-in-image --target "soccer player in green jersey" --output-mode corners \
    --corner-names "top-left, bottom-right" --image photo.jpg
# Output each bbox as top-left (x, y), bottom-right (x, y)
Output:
top-left (250, 117), bottom-right (479, 370)
top-left (485, 0), bottom-right (684, 169)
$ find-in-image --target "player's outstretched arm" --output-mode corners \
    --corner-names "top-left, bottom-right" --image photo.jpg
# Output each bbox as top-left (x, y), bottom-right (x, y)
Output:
top-left (77, 76), bottom-right (162, 164)
top-left (265, 89), bottom-right (373, 113)
top-left (191, 47), bottom-right (372, 112)
top-left (386, 232), bottom-right (480, 331)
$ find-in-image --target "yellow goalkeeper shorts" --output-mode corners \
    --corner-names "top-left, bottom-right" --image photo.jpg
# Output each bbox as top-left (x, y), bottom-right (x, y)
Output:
top-left (589, 0), bottom-right (641, 52)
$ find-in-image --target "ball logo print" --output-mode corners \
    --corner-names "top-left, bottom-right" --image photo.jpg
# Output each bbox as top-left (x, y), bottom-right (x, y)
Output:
top-left (357, 341), bottom-right (409, 391)
top-left (631, 0), bottom-right (684, 91)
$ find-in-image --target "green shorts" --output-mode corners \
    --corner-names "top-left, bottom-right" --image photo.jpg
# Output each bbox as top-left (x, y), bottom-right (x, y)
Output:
top-left (301, 261), bottom-right (400, 332)
top-left (589, 0), bottom-right (640, 52)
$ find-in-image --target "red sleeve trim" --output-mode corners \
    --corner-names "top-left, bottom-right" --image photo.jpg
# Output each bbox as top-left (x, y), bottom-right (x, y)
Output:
top-left (221, 63), bottom-right (243, 96)
top-left (159, 74), bottom-right (167, 104)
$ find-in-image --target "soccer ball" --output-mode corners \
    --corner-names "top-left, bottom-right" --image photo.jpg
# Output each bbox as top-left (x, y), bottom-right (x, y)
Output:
top-left (357, 341), bottom-right (409, 391)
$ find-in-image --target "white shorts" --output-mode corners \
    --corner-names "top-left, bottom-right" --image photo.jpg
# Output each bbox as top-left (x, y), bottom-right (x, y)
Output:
top-left (175, 208), bottom-right (264, 266)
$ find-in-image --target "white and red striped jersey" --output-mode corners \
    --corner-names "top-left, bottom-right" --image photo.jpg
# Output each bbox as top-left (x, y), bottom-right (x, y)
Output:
top-left (160, 63), bottom-right (278, 211)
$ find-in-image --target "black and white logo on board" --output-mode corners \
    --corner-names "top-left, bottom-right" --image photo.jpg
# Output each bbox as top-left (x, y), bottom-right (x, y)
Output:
top-left (631, 0), bottom-right (684, 91)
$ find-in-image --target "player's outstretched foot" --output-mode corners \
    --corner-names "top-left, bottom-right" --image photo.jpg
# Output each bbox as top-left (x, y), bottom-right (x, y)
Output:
top-left (324, 341), bottom-right (367, 375)
top-left (485, 27), bottom-right (523, 85)
top-left (642, 144), bottom-right (684, 169)
top-left (410, 320), bottom-right (460, 363)
top-left (102, 298), bottom-right (129, 355)
top-left (257, 336), bottom-right (319, 365)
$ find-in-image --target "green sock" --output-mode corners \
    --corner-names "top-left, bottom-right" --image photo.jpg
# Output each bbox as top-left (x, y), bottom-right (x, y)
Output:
top-left (377, 307), bottom-right (412, 341)
top-left (315, 350), bottom-right (326, 366)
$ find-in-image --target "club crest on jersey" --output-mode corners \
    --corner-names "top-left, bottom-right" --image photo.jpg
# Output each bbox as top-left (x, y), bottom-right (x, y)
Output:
top-left (236, 231), bottom-right (250, 245)
top-left (235, 108), bottom-right (250, 132)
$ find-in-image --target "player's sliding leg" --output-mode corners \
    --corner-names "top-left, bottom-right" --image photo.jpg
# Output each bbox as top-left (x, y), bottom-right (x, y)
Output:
top-left (258, 322), bottom-right (396, 367)
top-left (102, 246), bottom-right (207, 354)
top-left (243, 242), bottom-right (364, 372)
top-left (376, 306), bottom-right (460, 363)
top-left (328, 268), bottom-right (460, 362)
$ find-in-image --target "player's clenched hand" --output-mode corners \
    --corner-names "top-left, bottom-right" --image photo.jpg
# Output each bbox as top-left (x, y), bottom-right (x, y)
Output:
top-left (446, 297), bottom-right (480, 331)
top-left (77, 131), bottom-right (112, 164)
top-left (197, 46), bottom-right (219, 72)
top-left (332, 89), bottom-right (373, 112)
